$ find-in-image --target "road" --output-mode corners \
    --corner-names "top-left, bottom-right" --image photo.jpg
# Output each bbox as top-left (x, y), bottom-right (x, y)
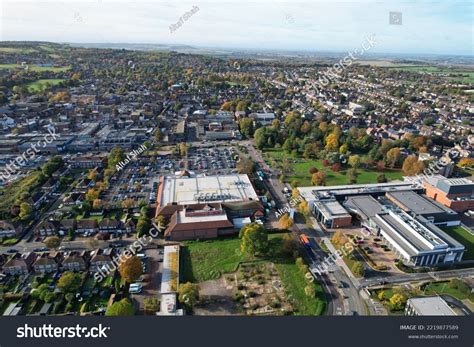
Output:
top-left (360, 267), bottom-right (474, 288)
top-left (244, 142), bottom-right (355, 315)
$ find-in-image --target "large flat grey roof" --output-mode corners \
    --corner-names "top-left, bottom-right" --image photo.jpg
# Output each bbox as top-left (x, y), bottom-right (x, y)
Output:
top-left (407, 297), bottom-right (456, 316)
top-left (314, 199), bottom-right (351, 219)
top-left (387, 190), bottom-right (457, 216)
top-left (344, 195), bottom-right (385, 220)
top-left (298, 182), bottom-right (418, 201)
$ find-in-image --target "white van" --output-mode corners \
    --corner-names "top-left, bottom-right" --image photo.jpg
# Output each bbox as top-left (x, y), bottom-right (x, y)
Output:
top-left (129, 287), bottom-right (142, 294)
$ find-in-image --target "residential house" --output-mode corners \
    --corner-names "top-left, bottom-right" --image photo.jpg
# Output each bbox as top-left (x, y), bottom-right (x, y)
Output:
top-left (2, 253), bottom-right (37, 275)
top-left (33, 252), bottom-right (61, 273)
top-left (61, 251), bottom-right (88, 272)
top-left (76, 220), bottom-right (98, 234)
top-left (34, 220), bottom-right (59, 237)
top-left (98, 218), bottom-right (124, 233)
top-left (59, 219), bottom-right (76, 235)
top-left (89, 249), bottom-right (114, 272)
top-left (0, 221), bottom-right (23, 238)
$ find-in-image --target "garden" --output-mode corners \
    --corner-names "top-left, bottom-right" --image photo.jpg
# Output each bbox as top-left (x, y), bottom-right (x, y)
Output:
top-left (182, 232), bottom-right (327, 315)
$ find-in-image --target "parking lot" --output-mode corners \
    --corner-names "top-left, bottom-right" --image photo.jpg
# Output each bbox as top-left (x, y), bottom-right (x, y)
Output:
top-left (350, 228), bottom-right (403, 274)
top-left (187, 146), bottom-right (238, 174)
top-left (130, 248), bottom-right (164, 313)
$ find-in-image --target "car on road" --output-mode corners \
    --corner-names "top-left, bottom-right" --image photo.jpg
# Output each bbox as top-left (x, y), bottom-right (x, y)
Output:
top-left (6, 249), bottom-right (18, 253)
top-left (33, 247), bottom-right (49, 252)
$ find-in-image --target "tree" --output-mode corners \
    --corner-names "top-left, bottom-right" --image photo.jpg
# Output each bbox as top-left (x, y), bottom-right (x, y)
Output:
top-left (377, 173), bottom-right (388, 183)
top-left (177, 282), bottom-right (200, 310)
top-left (105, 298), bottom-right (135, 316)
top-left (143, 297), bottom-right (160, 314)
top-left (239, 118), bottom-right (254, 138)
top-left (331, 163), bottom-right (342, 172)
top-left (85, 188), bottom-right (100, 202)
top-left (154, 128), bottom-right (163, 141)
top-left (136, 218), bottom-right (150, 237)
top-left (348, 155), bottom-right (361, 169)
top-left (254, 127), bottom-right (268, 149)
top-left (119, 256), bottom-right (143, 283)
top-left (57, 272), bottom-right (81, 292)
top-left (42, 157), bottom-right (63, 177)
top-left (32, 283), bottom-right (56, 302)
top-left (299, 200), bottom-right (310, 216)
top-left (236, 100), bottom-right (248, 112)
top-left (402, 155), bottom-right (425, 176)
top-left (282, 233), bottom-right (298, 256)
top-left (351, 261), bottom-right (365, 277)
top-left (385, 147), bottom-right (402, 168)
top-left (236, 157), bottom-right (255, 175)
top-left (155, 215), bottom-right (168, 230)
top-left (378, 291), bottom-right (385, 301)
top-left (19, 202), bottom-right (32, 220)
top-left (389, 293), bottom-right (407, 311)
top-left (458, 158), bottom-right (474, 168)
top-left (87, 170), bottom-right (98, 181)
top-left (44, 236), bottom-right (61, 249)
top-left (325, 133), bottom-right (339, 151)
top-left (290, 179), bottom-right (299, 188)
top-left (121, 198), bottom-right (135, 209)
top-left (108, 147), bottom-right (125, 168)
top-left (92, 199), bottom-right (103, 210)
top-left (221, 101), bottom-right (231, 111)
top-left (279, 213), bottom-right (294, 229)
top-left (239, 223), bottom-right (269, 256)
top-left (179, 143), bottom-right (187, 157)
top-left (347, 168), bottom-right (357, 184)
top-left (311, 171), bottom-right (326, 186)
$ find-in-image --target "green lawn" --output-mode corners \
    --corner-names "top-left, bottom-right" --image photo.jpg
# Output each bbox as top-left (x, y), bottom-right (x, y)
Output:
top-left (263, 148), bottom-right (403, 186)
top-left (182, 237), bottom-right (246, 282)
top-left (182, 233), bottom-right (327, 315)
top-left (26, 79), bottom-right (65, 92)
top-left (422, 281), bottom-right (474, 303)
top-left (0, 64), bottom-right (70, 72)
top-left (442, 226), bottom-right (474, 260)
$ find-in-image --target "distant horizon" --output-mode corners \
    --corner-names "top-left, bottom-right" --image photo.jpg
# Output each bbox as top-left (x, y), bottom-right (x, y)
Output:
top-left (2, 40), bottom-right (473, 61)
top-left (1, 1), bottom-right (472, 56)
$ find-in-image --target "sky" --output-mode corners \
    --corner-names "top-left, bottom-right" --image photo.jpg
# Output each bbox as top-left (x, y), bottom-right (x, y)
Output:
top-left (0, 0), bottom-right (472, 56)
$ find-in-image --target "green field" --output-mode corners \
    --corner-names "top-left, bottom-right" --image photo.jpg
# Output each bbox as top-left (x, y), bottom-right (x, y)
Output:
top-left (387, 65), bottom-right (474, 84)
top-left (0, 47), bottom-right (37, 54)
top-left (25, 79), bottom-right (65, 92)
top-left (0, 64), bottom-right (70, 72)
top-left (442, 226), bottom-right (474, 260)
top-left (182, 237), bottom-right (247, 282)
top-left (422, 281), bottom-right (474, 303)
top-left (182, 233), bottom-right (326, 315)
top-left (263, 148), bottom-right (403, 186)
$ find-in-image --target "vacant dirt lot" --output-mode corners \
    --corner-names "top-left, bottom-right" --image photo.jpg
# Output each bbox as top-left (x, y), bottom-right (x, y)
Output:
top-left (193, 277), bottom-right (240, 316)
